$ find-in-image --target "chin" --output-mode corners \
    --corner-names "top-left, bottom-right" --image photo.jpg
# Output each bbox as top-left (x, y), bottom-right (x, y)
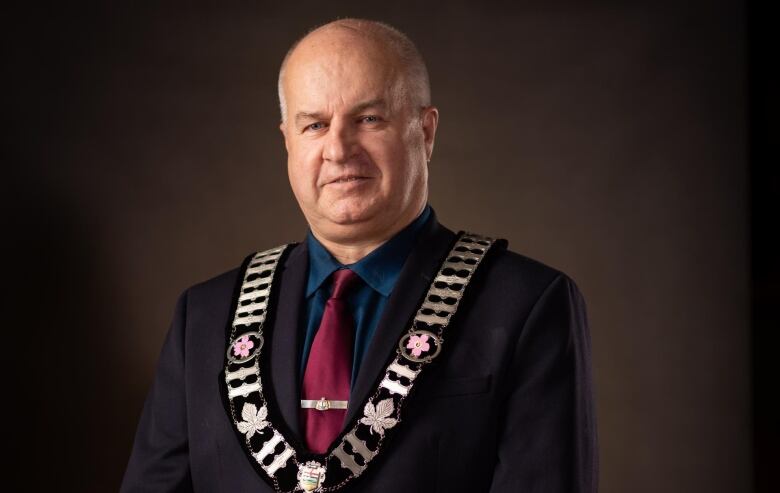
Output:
top-left (323, 199), bottom-right (382, 225)
top-left (326, 209), bottom-right (375, 226)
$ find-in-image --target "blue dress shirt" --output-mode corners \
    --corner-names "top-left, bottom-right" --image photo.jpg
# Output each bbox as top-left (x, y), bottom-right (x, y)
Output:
top-left (300, 204), bottom-right (432, 388)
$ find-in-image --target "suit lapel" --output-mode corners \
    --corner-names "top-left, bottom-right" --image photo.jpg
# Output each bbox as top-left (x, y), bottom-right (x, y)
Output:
top-left (344, 212), bottom-right (457, 426)
top-left (268, 240), bottom-right (308, 443)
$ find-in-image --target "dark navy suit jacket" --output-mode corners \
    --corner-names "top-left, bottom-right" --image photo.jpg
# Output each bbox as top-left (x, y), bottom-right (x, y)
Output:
top-left (121, 210), bottom-right (599, 492)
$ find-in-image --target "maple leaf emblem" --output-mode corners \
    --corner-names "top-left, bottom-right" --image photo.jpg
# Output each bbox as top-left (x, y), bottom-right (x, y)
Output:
top-left (360, 398), bottom-right (398, 436)
top-left (237, 403), bottom-right (268, 439)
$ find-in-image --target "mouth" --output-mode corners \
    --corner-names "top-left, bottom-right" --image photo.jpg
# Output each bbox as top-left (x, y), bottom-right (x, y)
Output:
top-left (327, 175), bottom-right (371, 185)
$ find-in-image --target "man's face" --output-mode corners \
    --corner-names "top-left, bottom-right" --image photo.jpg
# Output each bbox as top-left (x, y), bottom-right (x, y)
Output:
top-left (280, 30), bottom-right (437, 243)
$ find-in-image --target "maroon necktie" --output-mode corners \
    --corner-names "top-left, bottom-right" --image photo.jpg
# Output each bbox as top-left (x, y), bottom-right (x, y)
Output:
top-left (301, 268), bottom-right (360, 453)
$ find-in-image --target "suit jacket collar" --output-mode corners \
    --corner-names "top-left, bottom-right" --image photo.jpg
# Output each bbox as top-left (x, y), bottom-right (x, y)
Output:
top-left (345, 210), bottom-right (456, 425)
top-left (268, 238), bottom-right (308, 444)
top-left (267, 208), bottom-right (457, 444)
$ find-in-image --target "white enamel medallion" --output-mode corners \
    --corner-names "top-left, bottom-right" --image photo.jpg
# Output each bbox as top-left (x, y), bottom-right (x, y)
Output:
top-left (297, 461), bottom-right (326, 492)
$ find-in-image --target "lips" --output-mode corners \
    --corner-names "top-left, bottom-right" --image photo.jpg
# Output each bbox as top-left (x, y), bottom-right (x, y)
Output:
top-left (327, 175), bottom-right (370, 185)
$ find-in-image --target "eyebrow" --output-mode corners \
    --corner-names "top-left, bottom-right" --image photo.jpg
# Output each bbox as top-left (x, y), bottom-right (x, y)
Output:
top-left (293, 98), bottom-right (388, 126)
top-left (351, 98), bottom-right (387, 114)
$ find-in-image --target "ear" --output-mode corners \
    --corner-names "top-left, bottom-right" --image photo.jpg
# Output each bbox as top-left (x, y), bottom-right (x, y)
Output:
top-left (279, 121), bottom-right (290, 152)
top-left (420, 106), bottom-right (439, 161)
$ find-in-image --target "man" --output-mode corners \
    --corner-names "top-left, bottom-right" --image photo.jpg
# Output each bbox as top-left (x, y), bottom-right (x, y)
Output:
top-left (121, 18), bottom-right (598, 493)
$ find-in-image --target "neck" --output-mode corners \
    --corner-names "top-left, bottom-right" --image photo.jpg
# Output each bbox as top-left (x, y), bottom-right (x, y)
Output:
top-left (313, 236), bottom-right (386, 265)
top-left (309, 204), bottom-right (426, 264)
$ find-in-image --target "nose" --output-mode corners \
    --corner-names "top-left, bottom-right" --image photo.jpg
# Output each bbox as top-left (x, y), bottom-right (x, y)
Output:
top-left (322, 120), bottom-right (357, 163)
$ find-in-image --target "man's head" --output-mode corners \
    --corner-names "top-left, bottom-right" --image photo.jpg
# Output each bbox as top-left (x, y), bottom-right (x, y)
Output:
top-left (278, 19), bottom-right (438, 248)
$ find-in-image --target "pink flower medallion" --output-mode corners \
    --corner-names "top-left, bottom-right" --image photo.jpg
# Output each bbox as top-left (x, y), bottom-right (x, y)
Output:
top-left (226, 331), bottom-right (263, 363)
top-left (406, 334), bottom-right (430, 357)
top-left (399, 330), bottom-right (442, 363)
top-left (234, 336), bottom-right (254, 358)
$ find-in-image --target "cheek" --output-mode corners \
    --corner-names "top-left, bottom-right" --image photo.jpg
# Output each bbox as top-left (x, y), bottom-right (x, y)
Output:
top-left (287, 167), bottom-right (314, 209)
top-left (366, 134), bottom-right (409, 174)
top-left (288, 143), bottom-right (323, 190)
top-left (388, 134), bottom-right (425, 184)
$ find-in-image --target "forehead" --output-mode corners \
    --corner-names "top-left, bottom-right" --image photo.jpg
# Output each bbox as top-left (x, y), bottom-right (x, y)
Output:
top-left (283, 30), bottom-right (403, 111)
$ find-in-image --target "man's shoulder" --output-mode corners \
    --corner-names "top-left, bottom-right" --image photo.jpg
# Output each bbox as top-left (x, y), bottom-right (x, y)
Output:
top-left (491, 246), bottom-right (565, 284)
top-left (188, 265), bottom-right (243, 296)
top-left (440, 222), bottom-right (574, 294)
top-left (183, 242), bottom-right (300, 300)
top-left (479, 241), bottom-right (581, 303)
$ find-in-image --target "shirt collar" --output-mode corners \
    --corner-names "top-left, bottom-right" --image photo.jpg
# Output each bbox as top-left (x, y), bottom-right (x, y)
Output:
top-left (305, 204), bottom-right (432, 297)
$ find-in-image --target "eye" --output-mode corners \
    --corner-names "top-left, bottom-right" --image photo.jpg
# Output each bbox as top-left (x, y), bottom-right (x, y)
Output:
top-left (305, 122), bottom-right (326, 132)
top-left (360, 115), bottom-right (381, 124)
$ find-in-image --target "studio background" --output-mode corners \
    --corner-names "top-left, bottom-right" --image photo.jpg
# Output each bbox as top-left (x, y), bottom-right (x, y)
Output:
top-left (8, 1), bottom-right (764, 492)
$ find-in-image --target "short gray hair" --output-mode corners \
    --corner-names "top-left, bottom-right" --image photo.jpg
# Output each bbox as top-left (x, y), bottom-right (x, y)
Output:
top-left (277, 18), bottom-right (431, 122)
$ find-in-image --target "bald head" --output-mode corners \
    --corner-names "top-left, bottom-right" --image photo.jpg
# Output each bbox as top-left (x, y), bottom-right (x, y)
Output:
top-left (277, 19), bottom-right (431, 122)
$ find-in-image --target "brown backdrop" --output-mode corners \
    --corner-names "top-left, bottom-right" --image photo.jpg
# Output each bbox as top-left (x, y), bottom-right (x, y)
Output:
top-left (8, 1), bottom-right (751, 491)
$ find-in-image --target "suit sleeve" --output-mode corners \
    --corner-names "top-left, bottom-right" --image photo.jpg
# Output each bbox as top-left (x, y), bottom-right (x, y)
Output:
top-left (120, 290), bottom-right (194, 493)
top-left (489, 274), bottom-right (599, 493)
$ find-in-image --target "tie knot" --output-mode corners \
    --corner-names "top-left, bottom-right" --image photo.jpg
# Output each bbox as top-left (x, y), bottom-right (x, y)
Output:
top-left (329, 269), bottom-right (360, 300)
